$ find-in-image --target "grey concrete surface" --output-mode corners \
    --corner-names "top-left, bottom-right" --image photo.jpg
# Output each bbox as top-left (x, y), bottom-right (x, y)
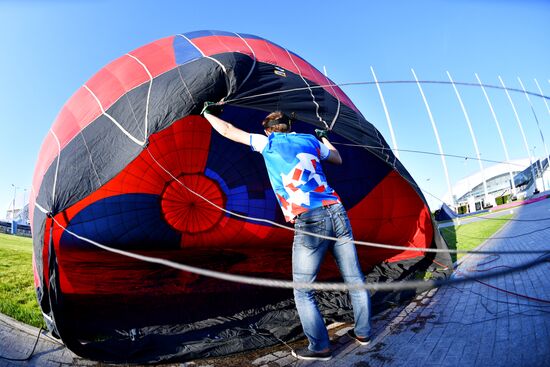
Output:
top-left (243, 198), bottom-right (550, 367)
top-left (1, 199), bottom-right (549, 366)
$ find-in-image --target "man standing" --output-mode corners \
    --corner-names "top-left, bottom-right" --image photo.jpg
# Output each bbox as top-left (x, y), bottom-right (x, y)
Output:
top-left (201, 105), bottom-right (371, 361)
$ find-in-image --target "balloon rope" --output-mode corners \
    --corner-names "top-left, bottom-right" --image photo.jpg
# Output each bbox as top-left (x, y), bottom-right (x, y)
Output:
top-left (221, 79), bottom-right (549, 105)
top-left (333, 143), bottom-right (527, 168)
top-left (49, 215), bottom-right (550, 292)
top-left (220, 77), bottom-right (547, 221)
top-left (145, 148), bottom-right (549, 256)
top-left (332, 142), bottom-right (550, 224)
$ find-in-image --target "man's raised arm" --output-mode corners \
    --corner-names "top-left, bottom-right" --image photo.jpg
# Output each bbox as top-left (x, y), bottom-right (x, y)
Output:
top-left (202, 103), bottom-right (250, 146)
top-left (315, 129), bottom-right (342, 165)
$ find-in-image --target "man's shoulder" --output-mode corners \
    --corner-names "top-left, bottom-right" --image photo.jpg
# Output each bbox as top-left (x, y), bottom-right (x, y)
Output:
top-left (250, 133), bottom-right (268, 152)
top-left (288, 132), bottom-right (317, 141)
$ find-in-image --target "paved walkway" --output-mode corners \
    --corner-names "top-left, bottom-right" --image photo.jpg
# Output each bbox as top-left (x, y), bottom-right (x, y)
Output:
top-left (0, 313), bottom-right (102, 367)
top-left (1, 199), bottom-right (549, 366)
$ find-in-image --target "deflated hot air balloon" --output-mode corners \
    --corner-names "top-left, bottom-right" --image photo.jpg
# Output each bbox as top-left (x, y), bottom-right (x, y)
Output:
top-left (30, 30), bottom-right (451, 362)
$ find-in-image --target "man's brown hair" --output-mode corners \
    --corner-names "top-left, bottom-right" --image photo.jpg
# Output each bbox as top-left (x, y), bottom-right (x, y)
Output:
top-left (262, 111), bottom-right (291, 133)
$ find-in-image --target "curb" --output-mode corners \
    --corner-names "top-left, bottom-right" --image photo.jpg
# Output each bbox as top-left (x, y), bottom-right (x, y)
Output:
top-left (0, 313), bottom-right (41, 338)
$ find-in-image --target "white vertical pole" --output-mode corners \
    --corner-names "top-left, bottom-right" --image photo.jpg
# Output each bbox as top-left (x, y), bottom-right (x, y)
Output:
top-left (447, 71), bottom-right (489, 205)
top-left (371, 66), bottom-right (400, 159)
top-left (534, 78), bottom-right (550, 115)
top-left (411, 68), bottom-right (454, 206)
top-left (12, 184), bottom-right (17, 221)
top-left (534, 78), bottom-right (550, 190)
top-left (475, 73), bottom-right (516, 195)
top-left (499, 76), bottom-right (538, 193)
top-left (518, 77), bottom-right (549, 192)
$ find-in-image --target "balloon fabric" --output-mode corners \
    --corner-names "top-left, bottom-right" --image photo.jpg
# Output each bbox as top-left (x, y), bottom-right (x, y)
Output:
top-left (30, 30), bottom-right (452, 363)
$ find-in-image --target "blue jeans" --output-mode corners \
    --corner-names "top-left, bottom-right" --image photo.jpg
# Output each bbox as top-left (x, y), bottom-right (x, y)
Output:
top-left (292, 203), bottom-right (371, 352)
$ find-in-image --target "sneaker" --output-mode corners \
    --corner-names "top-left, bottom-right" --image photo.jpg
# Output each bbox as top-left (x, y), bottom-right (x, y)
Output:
top-left (291, 347), bottom-right (332, 361)
top-left (347, 329), bottom-right (371, 345)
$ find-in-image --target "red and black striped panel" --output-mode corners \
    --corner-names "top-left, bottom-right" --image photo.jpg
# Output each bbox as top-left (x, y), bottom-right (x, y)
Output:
top-left (44, 109), bottom-right (432, 296)
top-left (29, 31), bottom-right (443, 362)
top-left (31, 29), bottom-right (436, 290)
top-left (31, 31), bottom-right (356, 220)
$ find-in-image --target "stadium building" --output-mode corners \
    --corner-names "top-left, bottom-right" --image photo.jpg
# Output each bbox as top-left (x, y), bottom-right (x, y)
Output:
top-left (444, 158), bottom-right (549, 214)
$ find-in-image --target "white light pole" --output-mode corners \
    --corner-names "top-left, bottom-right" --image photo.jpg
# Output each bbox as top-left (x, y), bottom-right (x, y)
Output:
top-left (11, 184), bottom-right (19, 234)
top-left (534, 79), bottom-right (550, 116)
top-left (411, 68), bottom-right (455, 208)
top-left (476, 73), bottom-right (516, 196)
top-left (464, 159), bottom-right (472, 213)
top-left (448, 71), bottom-right (490, 207)
top-left (518, 77), bottom-right (549, 193)
top-left (371, 66), bottom-right (400, 159)
top-left (23, 188), bottom-right (28, 224)
top-left (499, 76), bottom-right (538, 194)
top-left (11, 184), bottom-right (17, 221)
top-left (531, 146), bottom-right (543, 192)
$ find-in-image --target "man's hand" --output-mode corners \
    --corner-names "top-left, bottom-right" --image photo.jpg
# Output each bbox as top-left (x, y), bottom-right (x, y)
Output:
top-left (315, 129), bottom-right (329, 141)
top-left (201, 106), bottom-right (251, 146)
top-left (201, 101), bottom-right (224, 116)
top-left (315, 129), bottom-right (342, 165)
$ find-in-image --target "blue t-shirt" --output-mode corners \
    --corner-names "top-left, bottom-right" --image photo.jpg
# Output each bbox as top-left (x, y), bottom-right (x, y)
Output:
top-left (250, 132), bottom-right (340, 222)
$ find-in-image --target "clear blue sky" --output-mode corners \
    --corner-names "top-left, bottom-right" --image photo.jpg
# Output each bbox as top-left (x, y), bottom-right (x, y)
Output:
top-left (1, 0), bottom-right (549, 217)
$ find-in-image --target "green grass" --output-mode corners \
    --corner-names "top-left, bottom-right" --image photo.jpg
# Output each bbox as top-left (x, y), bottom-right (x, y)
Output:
top-left (0, 233), bottom-right (45, 328)
top-left (437, 206), bottom-right (517, 224)
top-left (0, 214), bottom-right (513, 327)
top-left (440, 214), bottom-right (513, 263)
